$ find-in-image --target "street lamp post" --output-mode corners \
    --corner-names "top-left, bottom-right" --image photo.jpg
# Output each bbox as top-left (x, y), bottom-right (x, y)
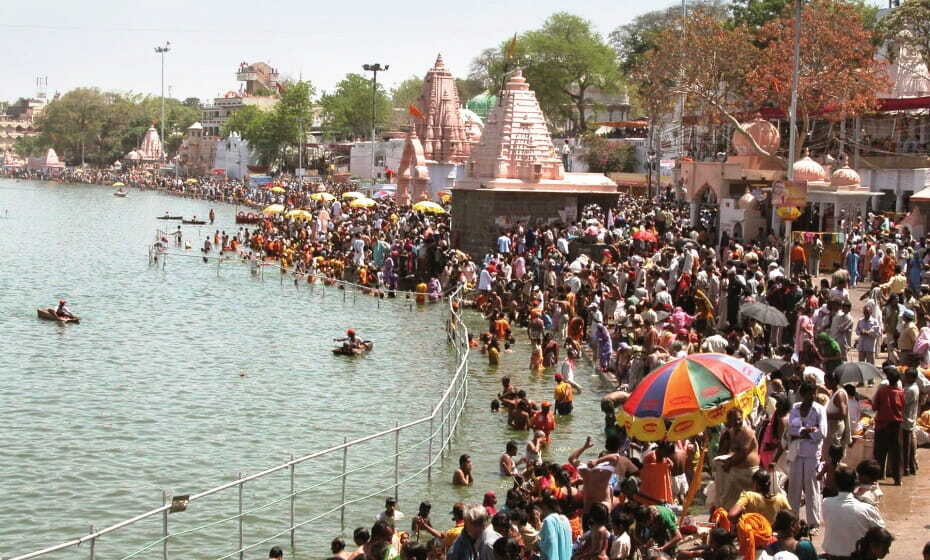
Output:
top-left (783, 0), bottom-right (802, 272)
top-left (363, 63), bottom-right (388, 187)
top-left (154, 42), bottom-right (171, 162)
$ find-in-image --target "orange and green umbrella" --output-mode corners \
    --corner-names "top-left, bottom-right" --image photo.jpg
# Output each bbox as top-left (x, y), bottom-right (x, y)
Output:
top-left (617, 353), bottom-right (766, 442)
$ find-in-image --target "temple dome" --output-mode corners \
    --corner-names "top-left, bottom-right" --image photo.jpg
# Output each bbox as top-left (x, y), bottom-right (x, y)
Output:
top-left (466, 92), bottom-right (499, 120)
top-left (831, 164), bottom-right (861, 189)
top-left (732, 117), bottom-right (780, 155)
top-left (793, 155), bottom-right (827, 182)
top-left (126, 150), bottom-right (141, 161)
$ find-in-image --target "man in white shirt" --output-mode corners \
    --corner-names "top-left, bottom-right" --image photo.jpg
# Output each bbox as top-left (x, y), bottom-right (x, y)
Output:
top-left (477, 268), bottom-right (494, 292)
top-left (496, 233), bottom-right (511, 254)
top-left (787, 381), bottom-right (827, 529)
top-left (822, 466), bottom-right (884, 557)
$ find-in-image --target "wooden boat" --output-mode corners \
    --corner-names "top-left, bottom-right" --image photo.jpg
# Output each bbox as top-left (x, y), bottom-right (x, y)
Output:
top-left (37, 308), bottom-right (80, 324)
top-left (182, 219), bottom-right (207, 225)
top-left (332, 341), bottom-right (374, 356)
top-left (114, 190), bottom-right (128, 198)
top-left (236, 211), bottom-right (262, 224)
top-left (156, 215), bottom-right (183, 220)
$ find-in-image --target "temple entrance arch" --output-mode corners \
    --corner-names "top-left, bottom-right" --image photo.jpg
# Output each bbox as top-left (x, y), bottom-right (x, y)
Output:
top-left (691, 183), bottom-right (719, 242)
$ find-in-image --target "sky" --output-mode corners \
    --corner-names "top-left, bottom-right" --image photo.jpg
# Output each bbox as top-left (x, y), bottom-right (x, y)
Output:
top-left (1, 0), bottom-right (887, 105)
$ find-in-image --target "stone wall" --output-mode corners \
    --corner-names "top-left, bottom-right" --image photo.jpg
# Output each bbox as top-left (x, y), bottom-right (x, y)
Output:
top-left (452, 190), bottom-right (583, 257)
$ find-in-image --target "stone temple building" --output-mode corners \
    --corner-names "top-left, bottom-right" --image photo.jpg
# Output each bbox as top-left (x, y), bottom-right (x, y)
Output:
top-left (450, 70), bottom-right (617, 256)
top-left (396, 54), bottom-right (479, 204)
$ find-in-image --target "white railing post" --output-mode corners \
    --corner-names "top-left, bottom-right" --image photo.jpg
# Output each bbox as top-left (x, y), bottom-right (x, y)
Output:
top-left (340, 437), bottom-right (348, 532)
top-left (238, 473), bottom-right (244, 560)
top-left (394, 422), bottom-right (400, 502)
top-left (162, 491), bottom-right (169, 560)
top-left (88, 526), bottom-right (95, 560)
top-left (427, 414), bottom-right (434, 482)
top-left (289, 455), bottom-right (296, 551)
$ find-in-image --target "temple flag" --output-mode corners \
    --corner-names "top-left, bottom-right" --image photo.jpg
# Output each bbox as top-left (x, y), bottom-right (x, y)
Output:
top-left (408, 104), bottom-right (425, 119)
top-left (505, 34), bottom-right (518, 60)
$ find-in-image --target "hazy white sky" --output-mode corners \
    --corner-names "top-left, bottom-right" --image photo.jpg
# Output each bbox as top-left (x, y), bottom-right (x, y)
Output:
top-left (0, 0), bottom-right (885, 104)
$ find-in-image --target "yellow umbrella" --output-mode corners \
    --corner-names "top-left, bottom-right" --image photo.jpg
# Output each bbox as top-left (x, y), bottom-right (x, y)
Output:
top-left (342, 191), bottom-right (364, 199)
top-left (271, 186), bottom-right (286, 193)
top-left (262, 204), bottom-right (285, 215)
top-left (186, 178), bottom-right (198, 184)
top-left (412, 200), bottom-right (446, 214)
top-left (112, 182), bottom-right (125, 187)
top-left (349, 197), bottom-right (376, 208)
top-left (310, 192), bottom-right (336, 201)
top-left (286, 209), bottom-right (312, 220)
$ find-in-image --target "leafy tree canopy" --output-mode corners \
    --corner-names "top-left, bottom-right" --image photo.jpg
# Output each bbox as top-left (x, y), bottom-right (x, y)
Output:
top-left (320, 73), bottom-right (392, 141)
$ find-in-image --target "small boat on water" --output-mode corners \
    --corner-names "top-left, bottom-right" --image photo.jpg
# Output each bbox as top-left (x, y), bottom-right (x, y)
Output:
top-left (236, 211), bottom-right (262, 224)
top-left (331, 341), bottom-right (374, 356)
top-left (182, 219), bottom-right (207, 225)
top-left (114, 190), bottom-right (128, 198)
top-left (157, 214), bottom-right (183, 220)
top-left (37, 308), bottom-right (80, 324)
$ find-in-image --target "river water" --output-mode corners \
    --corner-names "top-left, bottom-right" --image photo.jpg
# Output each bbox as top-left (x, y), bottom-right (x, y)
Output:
top-left (0, 178), bottom-right (610, 560)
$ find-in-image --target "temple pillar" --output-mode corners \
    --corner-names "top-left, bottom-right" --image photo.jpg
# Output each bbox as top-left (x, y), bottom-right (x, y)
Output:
top-left (896, 189), bottom-right (904, 213)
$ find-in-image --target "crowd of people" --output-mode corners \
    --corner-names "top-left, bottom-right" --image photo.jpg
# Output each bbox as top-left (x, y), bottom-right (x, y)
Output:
top-left (312, 194), bottom-right (930, 560)
top-left (6, 167), bottom-right (930, 559)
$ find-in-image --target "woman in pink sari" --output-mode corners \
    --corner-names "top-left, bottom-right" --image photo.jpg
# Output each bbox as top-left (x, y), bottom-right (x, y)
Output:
top-left (794, 312), bottom-right (814, 356)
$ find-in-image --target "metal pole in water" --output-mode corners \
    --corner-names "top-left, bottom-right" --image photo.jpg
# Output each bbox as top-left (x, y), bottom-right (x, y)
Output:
top-left (238, 472), bottom-right (244, 560)
top-left (89, 526), bottom-right (96, 560)
top-left (394, 422), bottom-right (400, 502)
top-left (289, 455), bottom-right (296, 551)
top-left (340, 437), bottom-right (348, 532)
top-left (162, 491), bottom-right (169, 560)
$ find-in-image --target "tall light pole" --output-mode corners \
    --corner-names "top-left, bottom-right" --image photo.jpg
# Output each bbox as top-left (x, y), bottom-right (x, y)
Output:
top-left (363, 63), bottom-right (388, 186)
top-left (783, 0), bottom-right (802, 273)
top-left (155, 41), bottom-right (171, 161)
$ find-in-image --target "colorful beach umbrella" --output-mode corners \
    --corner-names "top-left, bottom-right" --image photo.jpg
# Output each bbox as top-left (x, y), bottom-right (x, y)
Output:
top-left (112, 182), bottom-right (125, 187)
top-left (185, 178), bottom-right (198, 184)
top-left (437, 191), bottom-right (452, 201)
top-left (342, 191), bottom-right (364, 200)
top-left (270, 186), bottom-right (286, 194)
top-left (349, 197), bottom-right (376, 208)
top-left (262, 204), bottom-right (285, 215)
top-left (412, 200), bottom-right (446, 214)
top-left (617, 353), bottom-right (766, 442)
top-left (285, 209), bottom-right (312, 220)
top-left (310, 192), bottom-right (335, 202)
top-left (372, 190), bottom-right (392, 199)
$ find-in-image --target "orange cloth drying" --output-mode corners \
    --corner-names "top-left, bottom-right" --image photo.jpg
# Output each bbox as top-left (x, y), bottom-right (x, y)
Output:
top-left (709, 507), bottom-right (731, 532)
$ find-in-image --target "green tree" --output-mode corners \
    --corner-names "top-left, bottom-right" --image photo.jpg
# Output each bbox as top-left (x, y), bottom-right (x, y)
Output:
top-left (391, 76), bottom-right (423, 109)
top-left (880, 0), bottom-right (930, 77)
top-left (182, 97), bottom-right (202, 108)
top-left (35, 87), bottom-right (108, 165)
top-left (610, 1), bottom-right (727, 74)
top-left (12, 135), bottom-right (48, 158)
top-left (455, 78), bottom-right (486, 102)
top-left (220, 81), bottom-right (315, 169)
top-left (520, 13), bottom-right (623, 135)
top-left (731, 0), bottom-right (878, 32)
top-left (320, 73), bottom-right (392, 141)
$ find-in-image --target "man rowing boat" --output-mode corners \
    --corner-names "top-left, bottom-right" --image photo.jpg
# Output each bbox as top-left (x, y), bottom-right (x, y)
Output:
top-left (56, 299), bottom-right (76, 319)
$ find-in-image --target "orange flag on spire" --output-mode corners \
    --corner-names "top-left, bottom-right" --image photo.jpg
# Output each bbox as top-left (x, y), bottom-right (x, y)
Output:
top-left (408, 104), bottom-right (425, 119)
top-left (505, 33), bottom-right (518, 60)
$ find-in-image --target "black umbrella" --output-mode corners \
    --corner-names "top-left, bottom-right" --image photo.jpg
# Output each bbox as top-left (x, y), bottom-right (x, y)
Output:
top-left (755, 358), bottom-right (787, 374)
top-left (739, 302), bottom-right (789, 327)
top-left (835, 362), bottom-right (884, 385)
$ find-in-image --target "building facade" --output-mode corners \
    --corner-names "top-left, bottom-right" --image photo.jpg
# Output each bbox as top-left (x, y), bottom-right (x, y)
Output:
top-left (200, 62), bottom-right (280, 137)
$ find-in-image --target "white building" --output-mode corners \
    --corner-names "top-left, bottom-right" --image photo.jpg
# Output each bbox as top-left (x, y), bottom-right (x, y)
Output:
top-left (213, 132), bottom-right (254, 180)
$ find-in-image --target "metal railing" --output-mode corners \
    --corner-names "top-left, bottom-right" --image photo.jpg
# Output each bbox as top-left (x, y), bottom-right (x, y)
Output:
top-left (7, 263), bottom-right (470, 560)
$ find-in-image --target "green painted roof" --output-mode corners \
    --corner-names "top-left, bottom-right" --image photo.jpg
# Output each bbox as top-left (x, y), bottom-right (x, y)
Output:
top-left (466, 92), bottom-right (498, 120)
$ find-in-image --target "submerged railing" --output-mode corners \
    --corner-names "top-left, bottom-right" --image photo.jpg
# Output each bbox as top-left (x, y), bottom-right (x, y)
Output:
top-left (7, 259), bottom-right (471, 560)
